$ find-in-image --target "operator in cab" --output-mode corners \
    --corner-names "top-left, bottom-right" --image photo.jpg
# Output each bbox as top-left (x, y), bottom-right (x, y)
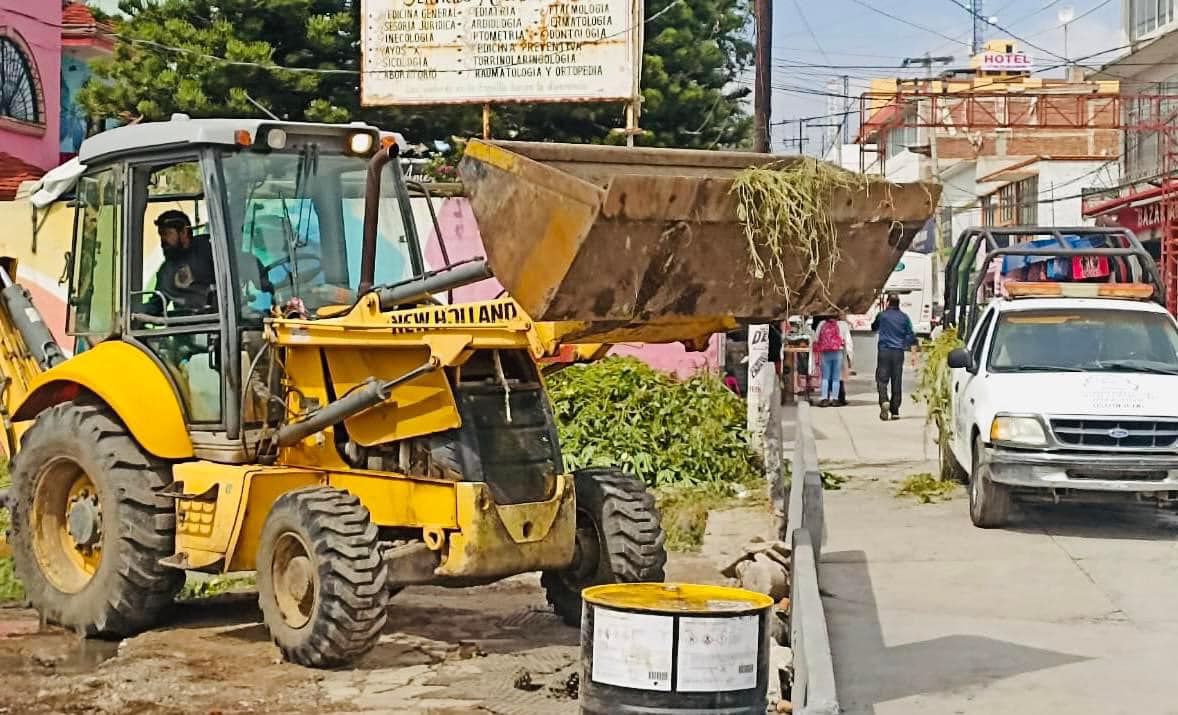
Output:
top-left (143, 210), bottom-right (272, 316)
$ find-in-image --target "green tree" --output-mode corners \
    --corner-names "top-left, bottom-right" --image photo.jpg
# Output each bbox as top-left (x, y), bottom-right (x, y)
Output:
top-left (80, 0), bottom-right (751, 148)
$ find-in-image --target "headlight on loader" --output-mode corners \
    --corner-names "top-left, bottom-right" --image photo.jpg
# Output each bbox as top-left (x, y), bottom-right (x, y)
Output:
top-left (990, 415), bottom-right (1048, 447)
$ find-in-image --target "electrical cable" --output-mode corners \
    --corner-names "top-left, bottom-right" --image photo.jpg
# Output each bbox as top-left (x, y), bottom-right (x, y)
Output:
top-left (843, 0), bottom-right (972, 47)
top-left (788, 0), bottom-right (831, 64)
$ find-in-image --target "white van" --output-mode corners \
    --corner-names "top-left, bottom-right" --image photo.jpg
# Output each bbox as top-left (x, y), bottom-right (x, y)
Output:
top-left (848, 251), bottom-right (935, 336)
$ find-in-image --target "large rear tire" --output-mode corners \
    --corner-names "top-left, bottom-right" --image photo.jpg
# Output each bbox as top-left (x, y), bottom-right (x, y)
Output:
top-left (9, 401), bottom-right (183, 636)
top-left (541, 468), bottom-right (667, 626)
top-left (256, 487), bottom-right (389, 667)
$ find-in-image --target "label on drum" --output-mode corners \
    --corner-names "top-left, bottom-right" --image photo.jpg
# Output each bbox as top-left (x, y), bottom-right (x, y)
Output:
top-left (675, 615), bottom-right (760, 692)
top-left (590, 607), bottom-right (674, 691)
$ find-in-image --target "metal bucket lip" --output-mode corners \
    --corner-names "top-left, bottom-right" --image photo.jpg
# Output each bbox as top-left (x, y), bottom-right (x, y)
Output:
top-left (583, 582), bottom-right (773, 615)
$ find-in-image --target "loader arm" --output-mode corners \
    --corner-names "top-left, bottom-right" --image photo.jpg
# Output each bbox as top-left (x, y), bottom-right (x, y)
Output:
top-left (0, 258), bottom-right (63, 456)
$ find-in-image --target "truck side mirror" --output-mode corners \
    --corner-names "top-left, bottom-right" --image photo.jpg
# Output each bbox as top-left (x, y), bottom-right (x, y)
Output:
top-left (947, 347), bottom-right (974, 371)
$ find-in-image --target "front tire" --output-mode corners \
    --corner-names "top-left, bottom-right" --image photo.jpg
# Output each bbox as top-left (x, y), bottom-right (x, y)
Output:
top-left (541, 468), bottom-right (667, 626)
top-left (9, 401), bottom-right (183, 636)
top-left (969, 435), bottom-right (1011, 528)
top-left (256, 487), bottom-right (389, 668)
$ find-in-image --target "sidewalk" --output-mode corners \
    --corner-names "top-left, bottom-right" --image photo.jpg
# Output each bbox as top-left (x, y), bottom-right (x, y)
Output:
top-left (787, 337), bottom-right (937, 480)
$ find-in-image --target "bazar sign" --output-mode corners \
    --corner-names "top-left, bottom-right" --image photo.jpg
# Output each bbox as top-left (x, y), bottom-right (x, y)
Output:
top-left (1109, 200), bottom-right (1164, 235)
top-left (360, 0), bottom-right (640, 105)
top-left (979, 52), bottom-right (1032, 72)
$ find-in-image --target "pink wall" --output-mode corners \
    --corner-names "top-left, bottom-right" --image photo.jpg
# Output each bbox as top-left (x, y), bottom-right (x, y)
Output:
top-left (0, 2), bottom-right (63, 170)
top-left (420, 196), bottom-right (721, 377)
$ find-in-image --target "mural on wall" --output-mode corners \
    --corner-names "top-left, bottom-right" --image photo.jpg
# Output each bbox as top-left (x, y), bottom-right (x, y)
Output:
top-left (59, 54), bottom-right (89, 156)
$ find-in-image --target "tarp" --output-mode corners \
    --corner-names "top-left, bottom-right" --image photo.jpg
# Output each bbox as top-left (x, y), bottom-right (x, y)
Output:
top-left (29, 157), bottom-right (85, 209)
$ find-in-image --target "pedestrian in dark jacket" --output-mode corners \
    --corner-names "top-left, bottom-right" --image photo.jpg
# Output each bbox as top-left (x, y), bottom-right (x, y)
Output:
top-left (871, 294), bottom-right (917, 421)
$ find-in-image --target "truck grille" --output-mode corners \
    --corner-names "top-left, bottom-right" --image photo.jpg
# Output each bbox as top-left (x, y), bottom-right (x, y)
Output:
top-left (1050, 417), bottom-right (1178, 450)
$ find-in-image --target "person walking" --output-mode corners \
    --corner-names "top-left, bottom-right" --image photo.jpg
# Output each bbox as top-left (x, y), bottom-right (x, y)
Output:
top-left (812, 314), bottom-right (845, 407)
top-left (835, 311), bottom-right (854, 406)
top-left (871, 293), bottom-right (917, 421)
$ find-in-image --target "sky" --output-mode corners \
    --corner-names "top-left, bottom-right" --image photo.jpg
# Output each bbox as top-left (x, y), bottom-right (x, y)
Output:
top-left (762, 0), bottom-right (1125, 154)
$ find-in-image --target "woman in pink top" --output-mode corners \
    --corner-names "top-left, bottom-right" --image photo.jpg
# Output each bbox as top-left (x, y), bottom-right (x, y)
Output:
top-left (812, 313), bottom-right (846, 407)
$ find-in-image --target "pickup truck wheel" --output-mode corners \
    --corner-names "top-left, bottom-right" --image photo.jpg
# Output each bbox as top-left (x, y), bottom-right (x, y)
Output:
top-left (969, 435), bottom-right (1011, 528)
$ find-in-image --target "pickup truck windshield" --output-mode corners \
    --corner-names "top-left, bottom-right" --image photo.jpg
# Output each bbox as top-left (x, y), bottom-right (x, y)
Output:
top-left (988, 308), bottom-right (1178, 374)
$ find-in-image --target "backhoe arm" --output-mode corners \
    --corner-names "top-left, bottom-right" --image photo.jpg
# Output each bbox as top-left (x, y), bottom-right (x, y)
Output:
top-left (0, 259), bottom-right (66, 456)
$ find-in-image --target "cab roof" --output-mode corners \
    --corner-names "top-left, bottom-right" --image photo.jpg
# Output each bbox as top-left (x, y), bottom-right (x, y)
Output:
top-left (992, 296), bottom-right (1172, 315)
top-left (78, 115), bottom-right (389, 164)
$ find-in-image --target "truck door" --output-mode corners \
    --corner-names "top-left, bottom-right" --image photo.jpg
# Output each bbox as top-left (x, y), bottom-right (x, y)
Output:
top-left (951, 307), bottom-right (995, 465)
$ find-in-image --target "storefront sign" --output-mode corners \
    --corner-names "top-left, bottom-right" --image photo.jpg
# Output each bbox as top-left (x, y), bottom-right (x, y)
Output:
top-left (1106, 200), bottom-right (1163, 237)
top-left (978, 52), bottom-right (1032, 73)
top-left (360, 0), bottom-right (641, 105)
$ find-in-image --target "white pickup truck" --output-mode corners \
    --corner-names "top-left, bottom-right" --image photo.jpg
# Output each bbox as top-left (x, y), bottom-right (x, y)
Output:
top-left (940, 227), bottom-right (1178, 528)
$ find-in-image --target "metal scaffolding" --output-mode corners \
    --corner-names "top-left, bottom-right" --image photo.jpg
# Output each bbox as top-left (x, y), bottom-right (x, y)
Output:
top-left (859, 87), bottom-right (1178, 313)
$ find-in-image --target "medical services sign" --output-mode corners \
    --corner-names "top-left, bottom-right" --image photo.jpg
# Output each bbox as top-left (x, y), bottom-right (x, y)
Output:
top-left (978, 51), bottom-right (1033, 73)
top-left (360, 0), bottom-right (641, 105)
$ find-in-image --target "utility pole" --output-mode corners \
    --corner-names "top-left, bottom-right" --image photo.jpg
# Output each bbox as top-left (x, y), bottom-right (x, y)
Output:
top-left (752, 0), bottom-right (772, 153)
top-left (971, 0), bottom-right (985, 55)
top-left (902, 54), bottom-right (953, 306)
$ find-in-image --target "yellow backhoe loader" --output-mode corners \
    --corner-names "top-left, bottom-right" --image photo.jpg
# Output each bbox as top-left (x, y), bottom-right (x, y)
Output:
top-left (0, 117), bottom-right (937, 667)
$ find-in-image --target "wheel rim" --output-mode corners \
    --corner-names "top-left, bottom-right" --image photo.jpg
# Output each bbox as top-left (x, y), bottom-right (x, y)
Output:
top-left (271, 531), bottom-right (317, 630)
top-left (563, 508), bottom-right (603, 590)
top-left (31, 458), bottom-right (103, 594)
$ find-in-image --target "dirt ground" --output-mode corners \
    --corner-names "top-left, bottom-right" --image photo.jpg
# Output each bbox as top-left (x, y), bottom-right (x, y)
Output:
top-left (0, 506), bottom-right (770, 715)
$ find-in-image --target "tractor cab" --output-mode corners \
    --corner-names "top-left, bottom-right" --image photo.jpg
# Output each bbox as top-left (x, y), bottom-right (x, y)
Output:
top-left (67, 116), bottom-right (420, 444)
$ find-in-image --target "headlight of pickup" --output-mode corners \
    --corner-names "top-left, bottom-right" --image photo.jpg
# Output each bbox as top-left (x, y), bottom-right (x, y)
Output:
top-left (990, 415), bottom-right (1048, 447)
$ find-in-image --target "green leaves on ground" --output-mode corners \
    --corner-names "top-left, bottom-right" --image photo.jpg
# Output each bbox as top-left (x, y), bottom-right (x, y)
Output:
top-left (0, 460), bottom-right (20, 604)
top-left (548, 357), bottom-right (761, 490)
top-left (895, 472), bottom-right (957, 504)
top-left (178, 574), bottom-right (256, 600)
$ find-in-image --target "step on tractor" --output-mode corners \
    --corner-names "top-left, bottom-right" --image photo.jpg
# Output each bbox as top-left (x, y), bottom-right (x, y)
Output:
top-left (0, 117), bottom-right (938, 666)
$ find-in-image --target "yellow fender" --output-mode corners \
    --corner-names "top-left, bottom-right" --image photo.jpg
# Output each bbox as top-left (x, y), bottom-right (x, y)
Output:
top-left (12, 341), bottom-right (193, 460)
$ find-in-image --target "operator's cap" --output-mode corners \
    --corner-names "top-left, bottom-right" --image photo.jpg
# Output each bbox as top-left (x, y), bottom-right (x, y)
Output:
top-left (154, 210), bottom-right (192, 230)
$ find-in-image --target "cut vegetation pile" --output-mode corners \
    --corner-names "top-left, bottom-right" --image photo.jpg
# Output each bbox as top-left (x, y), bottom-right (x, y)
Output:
top-left (0, 460), bottom-right (20, 604)
top-left (732, 159), bottom-right (888, 303)
top-left (895, 472), bottom-right (958, 504)
top-left (913, 328), bottom-right (964, 458)
top-left (548, 357), bottom-right (762, 549)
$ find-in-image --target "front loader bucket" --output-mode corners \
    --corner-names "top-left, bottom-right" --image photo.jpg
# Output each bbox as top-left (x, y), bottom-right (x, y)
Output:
top-left (458, 140), bottom-right (939, 328)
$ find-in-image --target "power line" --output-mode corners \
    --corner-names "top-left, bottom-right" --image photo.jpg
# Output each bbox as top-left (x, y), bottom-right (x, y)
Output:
top-left (843, 0), bottom-right (971, 47)
top-left (944, 0), bottom-right (1070, 63)
top-left (1024, 0), bottom-right (1116, 39)
top-left (788, 0), bottom-right (831, 64)
top-left (1006, 0), bottom-right (1065, 26)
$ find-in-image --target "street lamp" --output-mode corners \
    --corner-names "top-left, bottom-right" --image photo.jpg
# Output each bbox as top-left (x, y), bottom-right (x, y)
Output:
top-left (1059, 6), bottom-right (1075, 66)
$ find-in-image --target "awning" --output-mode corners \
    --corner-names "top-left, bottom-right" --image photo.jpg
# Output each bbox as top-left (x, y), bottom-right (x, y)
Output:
top-left (855, 103), bottom-right (901, 143)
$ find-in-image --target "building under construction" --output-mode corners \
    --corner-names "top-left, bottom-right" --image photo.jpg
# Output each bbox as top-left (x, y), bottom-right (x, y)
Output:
top-left (855, 40), bottom-right (1121, 257)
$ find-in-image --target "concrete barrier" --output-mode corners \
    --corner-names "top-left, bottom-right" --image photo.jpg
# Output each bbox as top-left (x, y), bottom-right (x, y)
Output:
top-left (785, 401), bottom-right (839, 714)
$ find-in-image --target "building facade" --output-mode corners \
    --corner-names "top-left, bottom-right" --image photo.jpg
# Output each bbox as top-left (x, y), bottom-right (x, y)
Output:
top-left (0, 1), bottom-right (61, 171)
top-left (1083, 2), bottom-right (1178, 261)
top-left (0, 2), bottom-right (112, 198)
top-left (856, 42), bottom-right (1122, 250)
